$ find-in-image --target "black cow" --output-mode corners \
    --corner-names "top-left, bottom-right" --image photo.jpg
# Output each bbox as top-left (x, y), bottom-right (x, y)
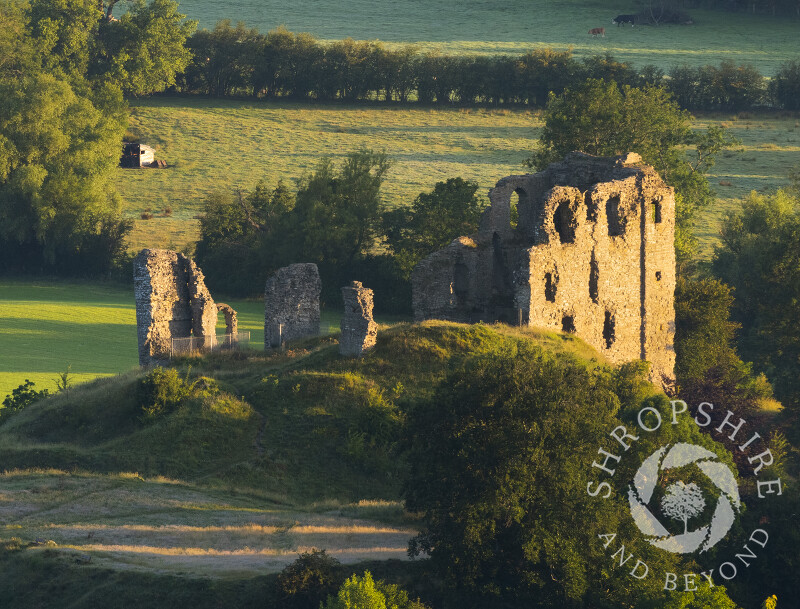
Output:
top-left (612, 14), bottom-right (636, 26)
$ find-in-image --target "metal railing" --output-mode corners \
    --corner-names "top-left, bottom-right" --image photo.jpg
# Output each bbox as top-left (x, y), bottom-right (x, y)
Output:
top-left (170, 331), bottom-right (250, 357)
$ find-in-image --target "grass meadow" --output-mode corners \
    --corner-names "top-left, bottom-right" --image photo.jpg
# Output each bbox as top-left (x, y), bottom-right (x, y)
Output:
top-left (173, 0), bottom-right (800, 74)
top-left (121, 98), bottom-right (800, 257)
top-left (0, 470), bottom-right (413, 577)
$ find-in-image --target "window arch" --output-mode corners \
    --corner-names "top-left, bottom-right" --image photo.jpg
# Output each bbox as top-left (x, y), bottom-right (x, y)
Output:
top-left (554, 201), bottom-right (576, 244)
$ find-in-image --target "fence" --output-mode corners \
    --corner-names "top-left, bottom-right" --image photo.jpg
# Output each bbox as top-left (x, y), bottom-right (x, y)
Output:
top-left (170, 332), bottom-right (250, 357)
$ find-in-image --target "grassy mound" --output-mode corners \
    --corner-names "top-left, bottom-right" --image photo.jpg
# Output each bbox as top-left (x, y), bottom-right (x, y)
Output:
top-left (0, 322), bottom-right (604, 605)
top-left (0, 322), bottom-right (604, 504)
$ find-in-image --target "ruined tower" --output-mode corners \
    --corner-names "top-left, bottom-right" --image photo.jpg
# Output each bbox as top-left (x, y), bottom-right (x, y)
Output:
top-left (412, 152), bottom-right (676, 388)
top-left (133, 249), bottom-right (219, 366)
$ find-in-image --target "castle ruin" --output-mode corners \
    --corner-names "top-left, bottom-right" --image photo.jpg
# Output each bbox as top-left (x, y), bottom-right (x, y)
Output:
top-left (133, 249), bottom-right (221, 366)
top-left (264, 263), bottom-right (321, 349)
top-left (340, 281), bottom-right (378, 356)
top-left (412, 152), bottom-right (676, 387)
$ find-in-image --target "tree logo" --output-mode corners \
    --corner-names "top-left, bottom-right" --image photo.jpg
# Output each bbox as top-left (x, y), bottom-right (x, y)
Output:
top-left (628, 442), bottom-right (741, 554)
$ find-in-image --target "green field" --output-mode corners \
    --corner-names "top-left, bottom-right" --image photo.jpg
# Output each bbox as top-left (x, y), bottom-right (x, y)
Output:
top-left (121, 98), bottom-right (800, 257)
top-left (0, 279), bottom-right (343, 400)
top-left (171, 0), bottom-right (800, 74)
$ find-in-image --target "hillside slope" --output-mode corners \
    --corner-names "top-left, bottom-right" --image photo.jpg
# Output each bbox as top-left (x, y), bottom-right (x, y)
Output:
top-left (0, 321), bottom-right (606, 605)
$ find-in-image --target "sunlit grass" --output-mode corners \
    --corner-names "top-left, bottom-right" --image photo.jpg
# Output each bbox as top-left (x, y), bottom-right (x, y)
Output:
top-left (173, 0), bottom-right (799, 74)
top-left (0, 471), bottom-right (416, 575)
top-left (120, 98), bottom-right (800, 260)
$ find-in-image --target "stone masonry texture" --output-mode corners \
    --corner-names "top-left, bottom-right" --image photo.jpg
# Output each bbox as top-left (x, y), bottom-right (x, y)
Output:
top-left (134, 249), bottom-right (221, 366)
top-left (339, 281), bottom-right (378, 356)
top-left (264, 263), bottom-right (321, 348)
top-left (412, 152), bottom-right (676, 389)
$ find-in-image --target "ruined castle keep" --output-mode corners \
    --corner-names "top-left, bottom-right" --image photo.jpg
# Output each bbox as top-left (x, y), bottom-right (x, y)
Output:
top-left (134, 249), bottom-right (220, 366)
top-left (412, 152), bottom-right (676, 386)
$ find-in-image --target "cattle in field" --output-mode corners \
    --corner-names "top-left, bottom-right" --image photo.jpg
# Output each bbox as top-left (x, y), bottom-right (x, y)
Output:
top-left (612, 14), bottom-right (636, 26)
top-left (588, 27), bottom-right (605, 37)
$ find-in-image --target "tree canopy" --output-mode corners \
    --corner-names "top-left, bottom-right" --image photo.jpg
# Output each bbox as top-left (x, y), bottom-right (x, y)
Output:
top-left (527, 78), bottom-right (737, 264)
top-left (382, 177), bottom-right (486, 277)
top-left (713, 189), bottom-right (800, 416)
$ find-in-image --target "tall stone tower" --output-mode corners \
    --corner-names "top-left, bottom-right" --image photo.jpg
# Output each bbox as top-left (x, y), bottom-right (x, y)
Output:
top-left (412, 152), bottom-right (676, 389)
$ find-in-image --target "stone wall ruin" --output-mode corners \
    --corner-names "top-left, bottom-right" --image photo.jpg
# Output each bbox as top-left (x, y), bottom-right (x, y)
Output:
top-left (340, 281), bottom-right (378, 356)
top-left (216, 303), bottom-right (238, 336)
top-left (264, 263), bottom-right (321, 349)
top-left (134, 249), bottom-right (220, 366)
top-left (412, 152), bottom-right (676, 388)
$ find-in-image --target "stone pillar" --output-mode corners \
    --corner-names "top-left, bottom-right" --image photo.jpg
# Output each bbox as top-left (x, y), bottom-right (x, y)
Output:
top-left (187, 258), bottom-right (217, 349)
top-left (339, 281), bottom-right (378, 356)
top-left (264, 263), bottom-right (321, 349)
top-left (133, 249), bottom-right (217, 366)
top-left (134, 249), bottom-right (191, 366)
top-left (216, 303), bottom-right (238, 336)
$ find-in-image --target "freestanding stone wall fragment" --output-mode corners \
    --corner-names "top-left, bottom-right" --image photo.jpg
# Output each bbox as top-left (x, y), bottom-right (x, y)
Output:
top-left (187, 258), bottom-right (217, 349)
top-left (134, 249), bottom-right (220, 366)
top-left (339, 281), bottom-right (378, 356)
top-left (264, 263), bottom-right (321, 349)
top-left (216, 303), bottom-right (238, 336)
top-left (412, 152), bottom-right (676, 389)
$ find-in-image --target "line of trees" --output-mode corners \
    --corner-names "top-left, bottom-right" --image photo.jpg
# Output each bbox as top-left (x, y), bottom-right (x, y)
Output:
top-left (177, 22), bottom-right (800, 112)
top-left (0, 0), bottom-right (195, 276)
top-left (668, 0), bottom-right (800, 17)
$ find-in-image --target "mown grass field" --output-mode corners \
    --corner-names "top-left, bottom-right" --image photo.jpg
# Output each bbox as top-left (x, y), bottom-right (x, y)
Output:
top-left (173, 0), bottom-right (800, 74)
top-left (121, 98), bottom-right (800, 257)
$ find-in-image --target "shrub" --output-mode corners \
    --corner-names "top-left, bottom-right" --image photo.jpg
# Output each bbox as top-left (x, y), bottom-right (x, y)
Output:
top-left (275, 549), bottom-right (341, 609)
top-left (322, 572), bottom-right (429, 609)
top-left (136, 367), bottom-right (192, 420)
top-left (770, 60), bottom-right (800, 111)
top-left (322, 571), bottom-right (386, 609)
top-left (0, 380), bottom-right (50, 424)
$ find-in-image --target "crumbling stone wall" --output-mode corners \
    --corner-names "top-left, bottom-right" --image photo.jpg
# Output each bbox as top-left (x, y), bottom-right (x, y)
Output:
top-left (216, 303), bottom-right (238, 336)
top-left (134, 249), bottom-right (218, 366)
top-left (264, 263), bottom-right (321, 349)
top-left (340, 281), bottom-right (378, 356)
top-left (412, 152), bottom-right (676, 388)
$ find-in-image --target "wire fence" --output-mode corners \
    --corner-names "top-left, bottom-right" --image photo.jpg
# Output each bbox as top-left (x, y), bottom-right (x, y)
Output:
top-left (170, 332), bottom-right (250, 358)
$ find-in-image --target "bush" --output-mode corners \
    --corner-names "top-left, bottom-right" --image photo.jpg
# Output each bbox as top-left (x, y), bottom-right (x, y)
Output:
top-left (275, 549), bottom-right (341, 609)
top-left (322, 571), bottom-right (386, 609)
top-left (0, 380), bottom-right (50, 425)
top-left (322, 571), bottom-right (430, 609)
top-left (770, 60), bottom-right (800, 111)
top-left (136, 367), bottom-right (192, 420)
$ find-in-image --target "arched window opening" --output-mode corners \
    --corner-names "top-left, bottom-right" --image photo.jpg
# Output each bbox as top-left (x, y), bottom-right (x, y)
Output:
top-left (651, 199), bottom-right (662, 224)
top-left (511, 188), bottom-right (526, 229)
top-left (585, 191), bottom-right (597, 222)
top-left (603, 311), bottom-right (616, 349)
top-left (562, 315), bottom-right (576, 334)
top-left (545, 272), bottom-right (557, 302)
top-left (606, 196), bottom-right (624, 237)
top-left (554, 201), bottom-right (576, 244)
top-left (589, 257), bottom-right (599, 304)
